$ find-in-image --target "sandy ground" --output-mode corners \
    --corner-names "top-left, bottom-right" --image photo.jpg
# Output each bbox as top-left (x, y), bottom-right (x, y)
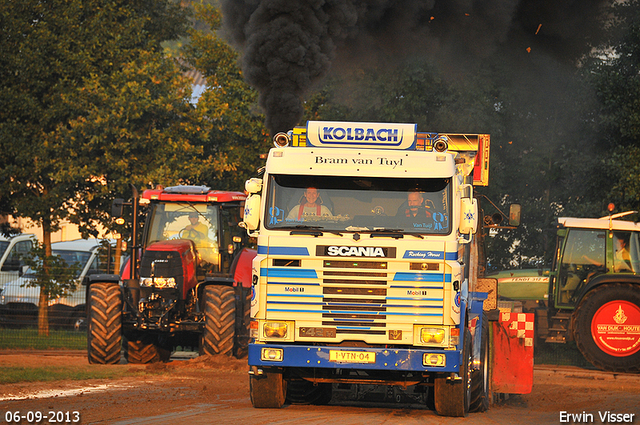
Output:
top-left (0, 352), bottom-right (638, 424)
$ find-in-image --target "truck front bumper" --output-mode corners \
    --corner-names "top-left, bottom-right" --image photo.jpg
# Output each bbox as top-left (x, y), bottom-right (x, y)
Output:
top-left (248, 343), bottom-right (461, 373)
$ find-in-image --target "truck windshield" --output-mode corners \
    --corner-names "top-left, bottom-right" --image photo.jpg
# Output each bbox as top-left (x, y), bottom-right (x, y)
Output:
top-left (264, 175), bottom-right (451, 234)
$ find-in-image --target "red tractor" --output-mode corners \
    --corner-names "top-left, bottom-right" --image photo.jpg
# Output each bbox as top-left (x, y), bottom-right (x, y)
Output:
top-left (85, 185), bottom-right (256, 364)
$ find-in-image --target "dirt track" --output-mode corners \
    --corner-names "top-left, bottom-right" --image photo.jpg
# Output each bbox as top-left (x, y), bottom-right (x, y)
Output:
top-left (1, 352), bottom-right (639, 424)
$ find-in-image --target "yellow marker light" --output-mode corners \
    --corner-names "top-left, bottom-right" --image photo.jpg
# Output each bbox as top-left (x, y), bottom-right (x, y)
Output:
top-left (420, 328), bottom-right (446, 344)
top-left (115, 218), bottom-right (125, 225)
top-left (264, 322), bottom-right (288, 338)
top-left (261, 348), bottom-right (283, 361)
top-left (423, 353), bottom-right (446, 367)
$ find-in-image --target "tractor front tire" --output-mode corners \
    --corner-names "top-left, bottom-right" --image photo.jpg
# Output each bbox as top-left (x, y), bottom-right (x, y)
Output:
top-left (201, 285), bottom-right (236, 356)
top-left (87, 283), bottom-right (122, 365)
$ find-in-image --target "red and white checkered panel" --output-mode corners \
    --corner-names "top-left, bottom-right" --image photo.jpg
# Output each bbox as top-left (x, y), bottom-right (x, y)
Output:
top-left (492, 312), bottom-right (535, 394)
top-left (501, 312), bottom-right (535, 348)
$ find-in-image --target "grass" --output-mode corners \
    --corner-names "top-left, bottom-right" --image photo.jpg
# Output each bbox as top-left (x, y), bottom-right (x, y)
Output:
top-left (0, 327), bottom-right (86, 350)
top-left (0, 366), bottom-right (148, 384)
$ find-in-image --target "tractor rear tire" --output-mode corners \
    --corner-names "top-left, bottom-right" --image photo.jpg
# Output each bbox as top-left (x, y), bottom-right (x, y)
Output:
top-left (87, 283), bottom-right (122, 365)
top-left (250, 367), bottom-right (287, 408)
top-left (125, 334), bottom-right (171, 364)
top-left (573, 283), bottom-right (640, 373)
top-left (201, 285), bottom-right (236, 356)
top-left (434, 329), bottom-right (471, 417)
top-left (469, 317), bottom-right (490, 412)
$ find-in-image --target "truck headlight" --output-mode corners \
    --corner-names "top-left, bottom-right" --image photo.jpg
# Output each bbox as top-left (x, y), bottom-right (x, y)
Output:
top-left (420, 327), bottom-right (446, 344)
top-left (261, 348), bottom-right (284, 361)
top-left (263, 322), bottom-right (289, 338)
top-left (140, 277), bottom-right (177, 289)
top-left (423, 353), bottom-right (446, 367)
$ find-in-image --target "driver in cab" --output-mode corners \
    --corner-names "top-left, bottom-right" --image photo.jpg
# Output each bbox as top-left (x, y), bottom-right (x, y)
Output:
top-left (182, 211), bottom-right (209, 242)
top-left (398, 191), bottom-right (434, 219)
top-left (287, 187), bottom-right (332, 221)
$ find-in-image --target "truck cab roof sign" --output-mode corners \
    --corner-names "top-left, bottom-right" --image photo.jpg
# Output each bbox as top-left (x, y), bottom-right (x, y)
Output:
top-left (306, 121), bottom-right (417, 150)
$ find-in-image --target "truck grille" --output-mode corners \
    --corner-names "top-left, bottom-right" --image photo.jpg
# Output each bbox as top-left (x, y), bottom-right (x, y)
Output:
top-left (265, 257), bottom-right (446, 339)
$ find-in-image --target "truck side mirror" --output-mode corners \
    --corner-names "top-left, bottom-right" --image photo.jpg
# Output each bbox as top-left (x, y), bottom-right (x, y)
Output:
top-left (240, 194), bottom-right (261, 231)
top-left (459, 197), bottom-right (478, 235)
top-left (112, 198), bottom-right (124, 217)
top-left (509, 204), bottom-right (521, 227)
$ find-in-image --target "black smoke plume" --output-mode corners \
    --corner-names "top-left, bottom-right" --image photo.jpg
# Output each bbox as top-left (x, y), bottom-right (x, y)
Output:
top-left (220, 0), bottom-right (611, 136)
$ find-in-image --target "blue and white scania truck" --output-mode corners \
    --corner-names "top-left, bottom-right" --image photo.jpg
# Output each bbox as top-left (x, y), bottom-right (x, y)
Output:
top-left (240, 121), bottom-right (529, 417)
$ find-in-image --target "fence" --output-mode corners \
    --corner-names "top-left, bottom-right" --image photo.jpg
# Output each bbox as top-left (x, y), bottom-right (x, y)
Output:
top-left (0, 241), bottom-right (123, 349)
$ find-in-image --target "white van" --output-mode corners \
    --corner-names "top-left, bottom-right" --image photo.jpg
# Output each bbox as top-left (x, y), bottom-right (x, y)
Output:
top-left (0, 234), bottom-right (37, 289)
top-left (0, 238), bottom-right (119, 329)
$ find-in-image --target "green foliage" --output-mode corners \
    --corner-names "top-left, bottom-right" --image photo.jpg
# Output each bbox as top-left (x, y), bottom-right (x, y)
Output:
top-left (181, 4), bottom-right (270, 189)
top-left (0, 0), bottom-right (194, 240)
top-left (586, 0), bottom-right (640, 214)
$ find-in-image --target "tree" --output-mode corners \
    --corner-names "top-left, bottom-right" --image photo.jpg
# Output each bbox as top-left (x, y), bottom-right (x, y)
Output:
top-left (23, 244), bottom-right (81, 335)
top-left (0, 0), bottom-right (198, 334)
top-left (181, 4), bottom-right (270, 190)
top-left (587, 0), bottom-right (640, 213)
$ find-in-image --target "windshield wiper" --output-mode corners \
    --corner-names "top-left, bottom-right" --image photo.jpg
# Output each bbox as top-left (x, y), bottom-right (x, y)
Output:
top-left (286, 225), bottom-right (323, 236)
top-left (369, 228), bottom-right (404, 239)
top-left (284, 225), bottom-right (344, 237)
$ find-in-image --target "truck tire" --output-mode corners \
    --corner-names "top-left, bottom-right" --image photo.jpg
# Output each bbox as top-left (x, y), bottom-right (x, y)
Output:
top-left (201, 285), bottom-right (235, 356)
top-left (250, 367), bottom-right (287, 408)
top-left (434, 329), bottom-right (471, 417)
top-left (124, 334), bottom-right (171, 364)
top-left (286, 379), bottom-right (332, 405)
top-left (469, 317), bottom-right (490, 412)
top-left (87, 283), bottom-right (122, 365)
top-left (573, 283), bottom-right (640, 373)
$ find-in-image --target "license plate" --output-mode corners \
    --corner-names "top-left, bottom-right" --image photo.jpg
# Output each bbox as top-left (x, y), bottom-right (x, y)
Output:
top-left (329, 350), bottom-right (376, 364)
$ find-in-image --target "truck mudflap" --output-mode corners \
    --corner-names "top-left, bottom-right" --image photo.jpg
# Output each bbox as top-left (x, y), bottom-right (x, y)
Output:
top-left (491, 312), bottom-right (534, 394)
top-left (248, 344), bottom-right (462, 373)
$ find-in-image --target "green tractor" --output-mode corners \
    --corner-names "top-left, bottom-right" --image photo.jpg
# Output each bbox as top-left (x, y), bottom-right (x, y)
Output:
top-left (494, 213), bottom-right (640, 373)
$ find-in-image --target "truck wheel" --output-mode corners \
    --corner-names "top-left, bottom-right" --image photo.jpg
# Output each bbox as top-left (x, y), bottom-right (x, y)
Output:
top-left (201, 285), bottom-right (235, 356)
top-left (250, 367), bottom-right (287, 408)
top-left (469, 317), bottom-right (490, 412)
top-left (87, 283), bottom-right (122, 365)
top-left (434, 329), bottom-right (471, 417)
top-left (286, 379), bottom-right (332, 405)
top-left (124, 334), bottom-right (171, 364)
top-left (573, 283), bottom-right (640, 373)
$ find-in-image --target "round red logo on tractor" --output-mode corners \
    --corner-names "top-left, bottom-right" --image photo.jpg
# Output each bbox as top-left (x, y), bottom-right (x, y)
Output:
top-left (591, 300), bottom-right (640, 357)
